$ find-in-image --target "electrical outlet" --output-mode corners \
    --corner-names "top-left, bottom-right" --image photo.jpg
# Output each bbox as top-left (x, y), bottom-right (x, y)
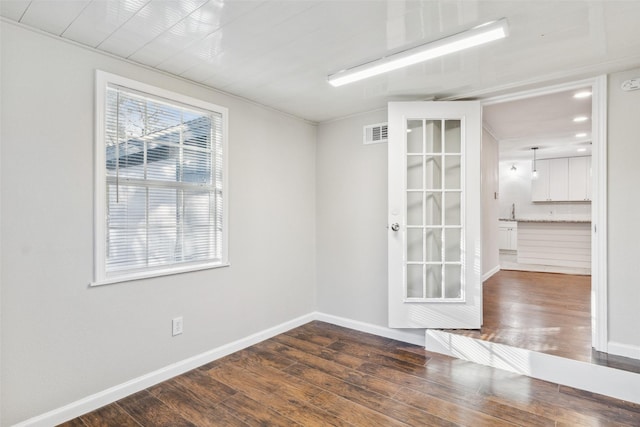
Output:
top-left (172, 317), bottom-right (183, 336)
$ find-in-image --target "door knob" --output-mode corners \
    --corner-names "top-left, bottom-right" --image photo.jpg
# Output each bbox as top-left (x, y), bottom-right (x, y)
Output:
top-left (390, 223), bottom-right (400, 231)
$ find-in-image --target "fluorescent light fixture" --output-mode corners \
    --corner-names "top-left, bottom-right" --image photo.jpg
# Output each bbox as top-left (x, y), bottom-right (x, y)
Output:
top-left (573, 90), bottom-right (592, 99)
top-left (327, 18), bottom-right (509, 87)
top-left (573, 116), bottom-right (589, 122)
top-left (575, 132), bottom-right (588, 138)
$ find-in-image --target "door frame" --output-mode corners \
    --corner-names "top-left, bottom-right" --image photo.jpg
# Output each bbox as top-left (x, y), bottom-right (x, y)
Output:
top-left (477, 76), bottom-right (608, 352)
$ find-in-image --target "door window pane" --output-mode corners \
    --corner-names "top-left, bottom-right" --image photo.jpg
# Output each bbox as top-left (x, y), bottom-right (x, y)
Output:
top-left (425, 156), bottom-right (442, 189)
top-left (444, 192), bottom-right (461, 225)
top-left (406, 192), bottom-right (423, 226)
top-left (425, 120), bottom-right (442, 153)
top-left (425, 265), bottom-right (442, 298)
top-left (407, 120), bottom-right (423, 153)
top-left (424, 192), bottom-right (442, 225)
top-left (444, 120), bottom-right (461, 153)
top-left (445, 265), bottom-right (462, 298)
top-left (407, 229), bottom-right (423, 262)
top-left (444, 155), bottom-right (461, 190)
top-left (407, 156), bottom-right (423, 190)
top-left (425, 228), bottom-right (442, 262)
top-left (407, 265), bottom-right (423, 298)
top-left (444, 228), bottom-right (461, 262)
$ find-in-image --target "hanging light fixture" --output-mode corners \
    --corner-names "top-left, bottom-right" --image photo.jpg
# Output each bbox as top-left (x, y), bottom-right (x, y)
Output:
top-left (531, 147), bottom-right (539, 179)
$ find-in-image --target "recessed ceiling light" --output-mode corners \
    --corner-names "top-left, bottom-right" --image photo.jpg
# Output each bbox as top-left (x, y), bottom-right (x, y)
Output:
top-left (575, 132), bottom-right (588, 138)
top-left (577, 148), bottom-right (587, 152)
top-left (573, 116), bottom-right (589, 122)
top-left (573, 91), bottom-right (592, 99)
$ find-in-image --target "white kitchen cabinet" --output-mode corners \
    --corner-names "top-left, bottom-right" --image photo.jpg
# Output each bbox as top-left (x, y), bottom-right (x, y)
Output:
top-left (531, 159), bottom-right (549, 202)
top-left (499, 220), bottom-right (518, 250)
top-left (532, 158), bottom-right (568, 202)
top-left (568, 156), bottom-right (592, 201)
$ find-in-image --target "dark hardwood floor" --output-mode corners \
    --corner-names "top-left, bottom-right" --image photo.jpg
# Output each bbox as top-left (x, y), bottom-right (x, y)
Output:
top-left (60, 321), bottom-right (640, 426)
top-left (447, 270), bottom-right (640, 372)
top-left (447, 270), bottom-right (592, 361)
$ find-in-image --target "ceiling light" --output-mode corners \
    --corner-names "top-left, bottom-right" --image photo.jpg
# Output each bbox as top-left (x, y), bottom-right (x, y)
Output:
top-left (531, 147), bottom-right (539, 179)
top-left (577, 148), bottom-right (587, 152)
top-left (510, 164), bottom-right (517, 173)
top-left (573, 116), bottom-right (589, 122)
top-left (573, 91), bottom-right (592, 99)
top-left (575, 132), bottom-right (587, 138)
top-left (327, 18), bottom-right (509, 87)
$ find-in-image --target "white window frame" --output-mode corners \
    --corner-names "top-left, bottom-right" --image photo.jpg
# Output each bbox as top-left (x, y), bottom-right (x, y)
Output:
top-left (92, 71), bottom-right (229, 286)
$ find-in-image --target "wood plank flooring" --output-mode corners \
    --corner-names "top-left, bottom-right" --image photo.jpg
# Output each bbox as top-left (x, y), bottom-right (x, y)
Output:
top-left (447, 270), bottom-right (640, 372)
top-left (59, 321), bottom-right (640, 426)
top-left (447, 270), bottom-right (592, 361)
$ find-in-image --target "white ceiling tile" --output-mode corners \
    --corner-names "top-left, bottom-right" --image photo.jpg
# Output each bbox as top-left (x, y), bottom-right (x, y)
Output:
top-left (130, 0), bottom-right (263, 66)
top-left (20, 0), bottom-right (91, 35)
top-left (0, 0), bottom-right (31, 21)
top-left (155, 0), bottom-right (320, 74)
top-left (62, 0), bottom-right (148, 47)
top-left (98, 0), bottom-right (207, 58)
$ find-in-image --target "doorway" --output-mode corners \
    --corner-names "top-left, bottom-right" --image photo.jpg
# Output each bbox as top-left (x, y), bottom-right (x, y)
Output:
top-left (479, 77), bottom-right (608, 358)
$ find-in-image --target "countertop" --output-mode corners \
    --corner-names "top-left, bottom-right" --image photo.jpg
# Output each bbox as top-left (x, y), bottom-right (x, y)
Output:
top-left (499, 218), bottom-right (591, 223)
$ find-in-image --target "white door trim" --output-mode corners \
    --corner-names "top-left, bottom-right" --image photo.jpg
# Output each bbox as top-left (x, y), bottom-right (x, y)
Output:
top-left (479, 76), bottom-right (608, 353)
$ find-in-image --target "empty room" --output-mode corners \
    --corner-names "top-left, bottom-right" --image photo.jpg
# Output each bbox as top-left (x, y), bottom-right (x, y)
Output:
top-left (2, 1), bottom-right (640, 426)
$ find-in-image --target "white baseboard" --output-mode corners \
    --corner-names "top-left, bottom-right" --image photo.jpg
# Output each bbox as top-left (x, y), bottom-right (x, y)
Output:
top-left (315, 312), bottom-right (425, 346)
top-left (482, 265), bottom-right (500, 282)
top-left (14, 313), bottom-right (316, 427)
top-left (426, 329), bottom-right (640, 404)
top-left (17, 310), bottom-right (639, 427)
top-left (608, 341), bottom-right (640, 360)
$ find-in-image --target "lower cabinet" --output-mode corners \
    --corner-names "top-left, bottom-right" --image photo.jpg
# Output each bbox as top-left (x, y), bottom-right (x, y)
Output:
top-left (499, 221), bottom-right (517, 250)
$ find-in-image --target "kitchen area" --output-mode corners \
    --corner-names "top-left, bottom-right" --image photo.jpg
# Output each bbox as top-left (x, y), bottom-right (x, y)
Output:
top-left (486, 87), bottom-right (593, 275)
top-left (498, 156), bottom-right (591, 275)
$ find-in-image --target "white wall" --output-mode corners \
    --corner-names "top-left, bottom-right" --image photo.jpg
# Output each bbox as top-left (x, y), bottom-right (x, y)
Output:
top-left (315, 110), bottom-right (408, 330)
top-left (498, 159), bottom-right (591, 220)
top-left (607, 67), bottom-right (640, 352)
top-left (0, 24), bottom-right (316, 425)
top-left (482, 129), bottom-right (500, 277)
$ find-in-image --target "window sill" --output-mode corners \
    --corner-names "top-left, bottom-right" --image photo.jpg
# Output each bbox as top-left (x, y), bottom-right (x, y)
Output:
top-left (90, 262), bottom-right (231, 287)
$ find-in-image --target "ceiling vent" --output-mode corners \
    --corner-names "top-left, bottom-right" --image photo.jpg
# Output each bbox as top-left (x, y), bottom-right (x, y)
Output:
top-left (363, 123), bottom-right (388, 145)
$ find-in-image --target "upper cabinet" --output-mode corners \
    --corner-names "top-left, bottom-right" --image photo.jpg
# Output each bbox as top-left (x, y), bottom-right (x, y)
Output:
top-left (568, 156), bottom-right (592, 201)
top-left (532, 156), bottom-right (591, 202)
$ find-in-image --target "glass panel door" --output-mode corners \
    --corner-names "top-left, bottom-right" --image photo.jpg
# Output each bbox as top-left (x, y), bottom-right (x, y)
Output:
top-left (388, 101), bottom-right (481, 329)
top-left (405, 119), bottom-right (463, 301)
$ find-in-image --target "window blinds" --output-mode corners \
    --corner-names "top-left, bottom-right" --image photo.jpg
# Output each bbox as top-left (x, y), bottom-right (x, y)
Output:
top-left (104, 84), bottom-right (224, 275)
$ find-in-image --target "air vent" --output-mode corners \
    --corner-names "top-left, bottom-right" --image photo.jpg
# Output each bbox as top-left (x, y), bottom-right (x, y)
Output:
top-left (363, 122), bottom-right (388, 145)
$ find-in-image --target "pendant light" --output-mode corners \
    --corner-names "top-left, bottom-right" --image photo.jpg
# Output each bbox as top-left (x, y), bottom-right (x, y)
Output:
top-left (531, 147), bottom-right (539, 179)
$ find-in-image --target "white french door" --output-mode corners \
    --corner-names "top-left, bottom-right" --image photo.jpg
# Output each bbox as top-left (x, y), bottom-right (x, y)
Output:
top-left (388, 101), bottom-right (482, 329)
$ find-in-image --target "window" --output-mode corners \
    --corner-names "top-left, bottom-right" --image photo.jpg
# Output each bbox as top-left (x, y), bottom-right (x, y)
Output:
top-left (94, 71), bottom-right (228, 285)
